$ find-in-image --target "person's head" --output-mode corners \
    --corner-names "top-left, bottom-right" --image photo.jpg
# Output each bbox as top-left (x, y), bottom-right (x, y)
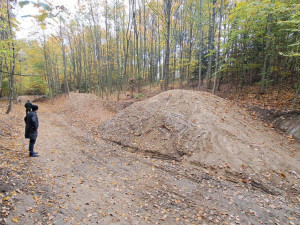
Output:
top-left (32, 105), bottom-right (38, 111)
top-left (27, 100), bottom-right (30, 102)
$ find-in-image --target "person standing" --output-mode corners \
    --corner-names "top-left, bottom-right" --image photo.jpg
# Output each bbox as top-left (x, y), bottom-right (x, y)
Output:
top-left (25, 105), bottom-right (39, 157)
top-left (24, 100), bottom-right (32, 115)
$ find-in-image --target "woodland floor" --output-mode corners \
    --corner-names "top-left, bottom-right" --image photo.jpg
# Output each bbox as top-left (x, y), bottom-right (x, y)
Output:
top-left (0, 89), bottom-right (299, 225)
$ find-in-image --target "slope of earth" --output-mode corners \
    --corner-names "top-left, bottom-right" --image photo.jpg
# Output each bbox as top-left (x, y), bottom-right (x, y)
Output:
top-left (1, 92), bottom-right (299, 224)
top-left (99, 90), bottom-right (300, 196)
top-left (247, 106), bottom-right (300, 141)
top-left (274, 113), bottom-right (300, 140)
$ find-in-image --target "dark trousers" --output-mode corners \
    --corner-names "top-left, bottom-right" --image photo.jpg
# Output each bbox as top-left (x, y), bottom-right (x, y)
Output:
top-left (29, 139), bottom-right (36, 154)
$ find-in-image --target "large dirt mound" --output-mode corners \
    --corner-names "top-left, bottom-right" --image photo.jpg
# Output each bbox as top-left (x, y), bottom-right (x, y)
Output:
top-left (99, 90), bottom-right (300, 192)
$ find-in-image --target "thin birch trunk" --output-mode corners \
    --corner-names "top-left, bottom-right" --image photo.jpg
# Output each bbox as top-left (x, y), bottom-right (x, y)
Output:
top-left (260, 12), bottom-right (273, 94)
top-left (6, 0), bottom-right (15, 114)
top-left (60, 22), bottom-right (69, 98)
top-left (212, 0), bottom-right (224, 94)
top-left (206, 0), bottom-right (216, 91)
top-left (197, 0), bottom-right (203, 89)
top-left (163, 0), bottom-right (172, 91)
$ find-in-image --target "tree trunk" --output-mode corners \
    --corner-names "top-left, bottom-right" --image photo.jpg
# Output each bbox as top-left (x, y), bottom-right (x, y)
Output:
top-left (197, 0), bottom-right (203, 89)
top-left (0, 59), bottom-right (3, 97)
top-left (293, 75), bottom-right (300, 107)
top-left (157, 17), bottom-right (162, 81)
top-left (82, 31), bottom-right (88, 92)
top-left (115, 0), bottom-right (121, 101)
top-left (43, 34), bottom-right (54, 104)
top-left (105, 0), bottom-right (110, 100)
top-left (149, 15), bottom-right (155, 85)
top-left (6, 0), bottom-right (15, 114)
top-left (123, 9), bottom-right (132, 86)
top-left (90, 4), bottom-right (103, 96)
top-left (179, 5), bottom-right (184, 86)
top-left (212, 0), bottom-right (224, 94)
top-left (60, 22), bottom-right (69, 98)
top-left (187, 20), bottom-right (193, 83)
top-left (163, 0), bottom-right (172, 91)
top-left (143, 2), bottom-right (147, 74)
top-left (132, 0), bottom-right (140, 76)
top-left (260, 13), bottom-right (273, 94)
top-left (206, 0), bottom-right (216, 91)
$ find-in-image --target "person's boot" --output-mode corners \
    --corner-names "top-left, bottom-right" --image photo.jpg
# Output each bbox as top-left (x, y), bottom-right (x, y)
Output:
top-left (29, 152), bottom-right (39, 157)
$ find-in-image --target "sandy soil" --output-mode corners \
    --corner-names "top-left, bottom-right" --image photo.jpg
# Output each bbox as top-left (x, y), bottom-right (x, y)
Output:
top-left (0, 92), bottom-right (299, 225)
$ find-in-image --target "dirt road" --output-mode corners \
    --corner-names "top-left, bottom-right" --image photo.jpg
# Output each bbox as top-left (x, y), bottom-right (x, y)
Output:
top-left (1, 93), bottom-right (299, 224)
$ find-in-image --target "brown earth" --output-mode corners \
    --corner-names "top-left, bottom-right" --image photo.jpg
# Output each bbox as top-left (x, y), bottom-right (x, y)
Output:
top-left (0, 91), bottom-right (299, 225)
top-left (247, 106), bottom-right (300, 141)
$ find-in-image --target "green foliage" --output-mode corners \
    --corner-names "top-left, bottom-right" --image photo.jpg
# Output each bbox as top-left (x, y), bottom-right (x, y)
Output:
top-left (24, 77), bottom-right (48, 95)
top-left (224, 0), bottom-right (299, 87)
top-left (79, 82), bottom-right (88, 93)
top-left (19, 0), bottom-right (67, 29)
top-left (2, 0), bottom-right (298, 102)
top-left (0, 5), bottom-right (14, 64)
top-left (258, 78), bottom-right (274, 87)
top-left (19, 1), bottom-right (30, 8)
top-left (0, 78), bottom-right (9, 96)
top-left (19, 1), bottom-right (52, 11)
top-left (134, 93), bottom-right (146, 100)
top-left (37, 13), bottom-right (48, 22)
top-left (37, 2), bottom-right (52, 11)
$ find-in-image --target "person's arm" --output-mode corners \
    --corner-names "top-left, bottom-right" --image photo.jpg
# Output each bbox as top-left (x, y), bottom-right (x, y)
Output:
top-left (31, 114), bottom-right (38, 130)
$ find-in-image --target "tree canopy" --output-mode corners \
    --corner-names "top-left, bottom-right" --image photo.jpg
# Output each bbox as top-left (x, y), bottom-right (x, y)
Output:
top-left (1, 0), bottom-right (299, 111)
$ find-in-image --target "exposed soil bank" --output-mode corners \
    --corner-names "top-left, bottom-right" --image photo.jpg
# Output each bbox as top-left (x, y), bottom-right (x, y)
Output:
top-left (248, 106), bottom-right (300, 141)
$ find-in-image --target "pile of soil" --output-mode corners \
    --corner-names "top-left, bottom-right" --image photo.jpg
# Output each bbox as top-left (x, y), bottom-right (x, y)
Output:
top-left (99, 90), bottom-right (300, 193)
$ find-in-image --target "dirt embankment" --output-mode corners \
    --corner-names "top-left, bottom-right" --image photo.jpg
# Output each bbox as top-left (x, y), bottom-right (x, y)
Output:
top-left (248, 106), bottom-right (300, 141)
top-left (100, 90), bottom-right (300, 195)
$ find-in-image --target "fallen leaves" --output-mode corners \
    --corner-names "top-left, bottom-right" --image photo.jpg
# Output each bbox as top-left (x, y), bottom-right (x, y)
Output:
top-left (3, 197), bottom-right (10, 201)
top-left (12, 216), bottom-right (18, 223)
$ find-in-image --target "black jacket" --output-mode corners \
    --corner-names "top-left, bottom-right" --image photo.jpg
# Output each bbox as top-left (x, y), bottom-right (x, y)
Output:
top-left (25, 111), bottom-right (39, 139)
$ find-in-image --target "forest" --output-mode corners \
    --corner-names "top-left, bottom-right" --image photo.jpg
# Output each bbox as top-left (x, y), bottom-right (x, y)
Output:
top-left (0, 0), bottom-right (299, 112)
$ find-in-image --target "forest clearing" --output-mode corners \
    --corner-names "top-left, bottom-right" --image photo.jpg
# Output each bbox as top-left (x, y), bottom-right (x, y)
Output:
top-left (0, 90), bottom-right (300, 224)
